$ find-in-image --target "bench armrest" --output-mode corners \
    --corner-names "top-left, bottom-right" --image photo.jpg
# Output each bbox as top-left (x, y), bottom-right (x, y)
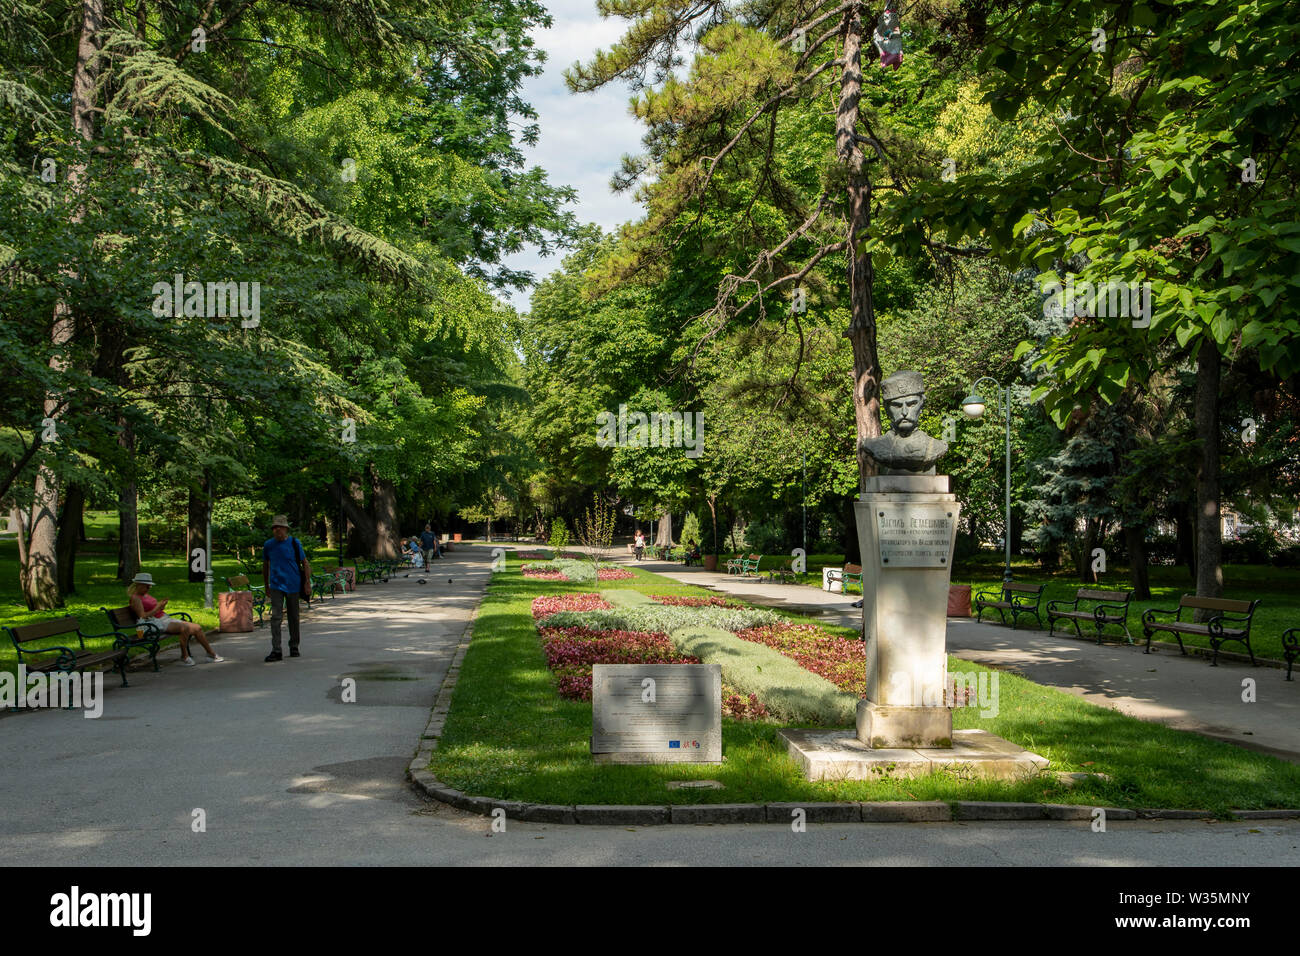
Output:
top-left (1092, 602), bottom-right (1130, 617)
top-left (1010, 593), bottom-right (1041, 609)
top-left (1284, 629), bottom-right (1299, 652)
top-left (1141, 606), bottom-right (1181, 624)
top-left (973, 585), bottom-right (1003, 601)
top-left (17, 644), bottom-right (80, 668)
top-left (1046, 597), bottom-right (1078, 612)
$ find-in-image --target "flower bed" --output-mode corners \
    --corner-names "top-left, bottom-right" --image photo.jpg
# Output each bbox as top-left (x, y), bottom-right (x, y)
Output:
top-left (596, 567), bottom-right (634, 581)
top-left (521, 567), bottom-right (565, 580)
top-left (532, 593), bottom-right (614, 619)
top-left (538, 624), bottom-right (699, 701)
top-left (734, 622), bottom-right (867, 696)
top-left (649, 594), bottom-right (739, 608)
top-left (517, 551), bottom-right (547, 560)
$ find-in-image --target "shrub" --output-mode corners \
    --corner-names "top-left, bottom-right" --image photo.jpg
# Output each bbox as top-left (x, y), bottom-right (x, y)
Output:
top-left (680, 511), bottom-right (702, 546)
top-left (548, 518), bottom-right (570, 553)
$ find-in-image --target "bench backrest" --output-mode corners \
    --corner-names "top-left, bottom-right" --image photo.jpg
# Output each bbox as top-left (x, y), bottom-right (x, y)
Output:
top-left (1178, 595), bottom-right (1257, 614)
top-left (6, 615), bottom-right (82, 645)
top-left (1004, 582), bottom-right (1043, 594)
top-left (104, 606), bottom-right (137, 629)
top-left (844, 564), bottom-right (863, 575)
top-left (1077, 589), bottom-right (1130, 602)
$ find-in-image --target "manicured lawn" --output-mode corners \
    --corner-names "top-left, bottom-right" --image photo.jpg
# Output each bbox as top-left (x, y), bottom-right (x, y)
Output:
top-left (428, 558), bottom-right (1300, 813)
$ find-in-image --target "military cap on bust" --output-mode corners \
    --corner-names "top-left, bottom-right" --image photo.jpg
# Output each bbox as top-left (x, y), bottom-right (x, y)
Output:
top-left (880, 370), bottom-right (925, 401)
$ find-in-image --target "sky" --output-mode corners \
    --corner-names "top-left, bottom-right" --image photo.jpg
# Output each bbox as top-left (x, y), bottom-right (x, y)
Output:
top-left (498, 0), bottom-right (648, 312)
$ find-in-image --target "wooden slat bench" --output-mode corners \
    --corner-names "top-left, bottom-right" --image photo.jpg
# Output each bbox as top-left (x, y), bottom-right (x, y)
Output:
top-left (825, 563), bottom-right (864, 595)
top-left (740, 553), bottom-right (764, 577)
top-left (4, 616), bottom-right (129, 689)
top-left (1142, 595), bottom-right (1262, 665)
top-left (102, 605), bottom-right (194, 671)
top-left (1283, 629), bottom-right (1299, 681)
top-left (1047, 588), bottom-right (1134, 644)
top-left (974, 582), bottom-right (1045, 629)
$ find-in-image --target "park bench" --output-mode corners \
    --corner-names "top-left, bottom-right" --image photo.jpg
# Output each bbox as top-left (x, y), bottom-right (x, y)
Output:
top-left (740, 553), bottom-right (764, 577)
top-left (1141, 595), bottom-right (1262, 665)
top-left (102, 605), bottom-right (194, 671)
top-left (4, 616), bottom-right (129, 689)
top-left (1283, 629), bottom-right (1299, 681)
top-left (974, 582), bottom-right (1045, 630)
top-left (1047, 588), bottom-right (1134, 644)
top-left (225, 575), bottom-right (267, 624)
top-left (825, 563), bottom-right (864, 595)
top-left (352, 558), bottom-right (386, 584)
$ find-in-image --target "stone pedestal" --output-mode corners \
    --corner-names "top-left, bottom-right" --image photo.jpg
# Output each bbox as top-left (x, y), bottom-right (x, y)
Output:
top-left (854, 475), bottom-right (959, 749)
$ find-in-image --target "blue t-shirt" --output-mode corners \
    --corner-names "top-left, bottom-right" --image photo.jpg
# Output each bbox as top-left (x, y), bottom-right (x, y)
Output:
top-left (420, 531), bottom-right (435, 548)
top-left (263, 536), bottom-right (303, 593)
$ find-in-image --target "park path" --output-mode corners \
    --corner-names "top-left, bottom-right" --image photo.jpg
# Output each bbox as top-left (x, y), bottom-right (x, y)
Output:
top-left (1, 542), bottom-right (1296, 866)
top-left (622, 554), bottom-right (1300, 762)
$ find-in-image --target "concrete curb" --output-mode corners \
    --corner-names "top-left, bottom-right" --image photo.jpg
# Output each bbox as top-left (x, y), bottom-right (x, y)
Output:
top-left (403, 579), bottom-right (1300, 826)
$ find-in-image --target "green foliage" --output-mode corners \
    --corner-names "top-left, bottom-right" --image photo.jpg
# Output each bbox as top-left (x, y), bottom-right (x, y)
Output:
top-left (548, 517), bottom-right (570, 553)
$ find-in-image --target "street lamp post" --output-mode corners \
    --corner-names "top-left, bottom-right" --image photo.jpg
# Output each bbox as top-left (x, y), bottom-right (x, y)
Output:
top-left (960, 377), bottom-right (1014, 583)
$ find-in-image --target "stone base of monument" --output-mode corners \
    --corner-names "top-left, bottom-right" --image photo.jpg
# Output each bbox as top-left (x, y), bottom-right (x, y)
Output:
top-left (777, 727), bottom-right (1048, 782)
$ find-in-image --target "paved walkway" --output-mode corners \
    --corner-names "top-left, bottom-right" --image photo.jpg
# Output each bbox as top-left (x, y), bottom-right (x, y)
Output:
top-left (624, 555), bottom-right (1300, 762)
top-left (1, 544), bottom-right (1296, 866)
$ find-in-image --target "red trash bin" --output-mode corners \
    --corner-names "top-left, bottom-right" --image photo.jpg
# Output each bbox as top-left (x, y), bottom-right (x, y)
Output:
top-left (219, 590), bottom-right (254, 632)
top-left (947, 585), bottom-right (972, 617)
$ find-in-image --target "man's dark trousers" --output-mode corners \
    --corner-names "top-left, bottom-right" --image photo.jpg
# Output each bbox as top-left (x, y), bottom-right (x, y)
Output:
top-left (269, 588), bottom-right (301, 653)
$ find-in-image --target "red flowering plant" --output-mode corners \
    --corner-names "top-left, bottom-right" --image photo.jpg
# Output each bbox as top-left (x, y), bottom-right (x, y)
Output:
top-left (733, 622), bottom-right (868, 696)
top-left (516, 551), bottom-right (547, 560)
top-left (596, 567), bottom-right (634, 581)
top-left (521, 567), bottom-right (565, 580)
top-left (649, 594), bottom-right (740, 608)
top-left (531, 593), bottom-right (614, 620)
top-left (537, 625), bottom-right (700, 701)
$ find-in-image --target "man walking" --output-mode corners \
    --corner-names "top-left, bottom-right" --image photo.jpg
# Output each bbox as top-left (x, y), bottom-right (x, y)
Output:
top-left (420, 523), bottom-right (438, 569)
top-left (263, 515), bottom-right (310, 662)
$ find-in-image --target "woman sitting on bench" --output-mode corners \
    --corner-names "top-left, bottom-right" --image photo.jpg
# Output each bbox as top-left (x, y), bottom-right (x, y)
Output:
top-left (128, 572), bottom-right (223, 666)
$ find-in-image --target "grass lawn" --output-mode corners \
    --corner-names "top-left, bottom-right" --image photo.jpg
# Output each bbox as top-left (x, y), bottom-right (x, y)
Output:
top-left (711, 551), bottom-right (1300, 662)
top-left (428, 558), bottom-right (1300, 813)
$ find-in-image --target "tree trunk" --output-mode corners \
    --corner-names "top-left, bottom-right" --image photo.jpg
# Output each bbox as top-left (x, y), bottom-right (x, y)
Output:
top-left (331, 478), bottom-right (377, 557)
top-left (1175, 505), bottom-right (1196, 580)
top-left (55, 484), bottom-right (85, 597)
top-left (837, 7), bottom-right (882, 487)
top-left (1194, 341), bottom-right (1223, 602)
top-left (371, 471), bottom-right (398, 558)
top-left (1124, 524), bottom-right (1151, 599)
top-left (654, 512), bottom-right (673, 548)
top-left (27, 0), bottom-right (104, 610)
top-left (706, 497), bottom-right (719, 555)
top-left (187, 481), bottom-right (207, 582)
top-left (324, 512), bottom-right (338, 551)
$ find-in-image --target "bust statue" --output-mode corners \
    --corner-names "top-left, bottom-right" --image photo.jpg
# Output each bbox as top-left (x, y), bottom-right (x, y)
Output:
top-left (859, 370), bottom-right (948, 475)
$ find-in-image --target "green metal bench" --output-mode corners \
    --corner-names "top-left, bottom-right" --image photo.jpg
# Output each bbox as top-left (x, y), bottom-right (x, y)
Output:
top-left (740, 553), bottom-right (763, 577)
top-left (826, 563), bottom-right (863, 594)
top-left (4, 616), bottom-right (129, 691)
top-left (1284, 628), bottom-right (1299, 681)
top-left (974, 582), bottom-right (1045, 629)
top-left (102, 605), bottom-right (193, 671)
top-left (1142, 595), bottom-right (1261, 665)
top-left (1047, 588), bottom-right (1134, 644)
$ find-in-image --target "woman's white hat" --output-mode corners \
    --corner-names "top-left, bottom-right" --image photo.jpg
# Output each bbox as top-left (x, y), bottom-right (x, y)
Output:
top-left (131, 572), bottom-right (154, 586)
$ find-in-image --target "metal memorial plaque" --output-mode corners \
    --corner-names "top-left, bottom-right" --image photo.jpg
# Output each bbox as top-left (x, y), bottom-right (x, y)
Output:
top-left (591, 663), bottom-right (722, 764)
top-left (876, 504), bottom-right (955, 568)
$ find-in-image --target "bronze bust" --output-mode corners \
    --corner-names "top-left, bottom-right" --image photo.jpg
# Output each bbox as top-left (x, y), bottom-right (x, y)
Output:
top-left (859, 370), bottom-right (948, 475)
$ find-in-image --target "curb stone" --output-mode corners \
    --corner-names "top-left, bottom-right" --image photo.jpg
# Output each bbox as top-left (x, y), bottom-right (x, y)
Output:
top-left (403, 574), bottom-right (1300, 826)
